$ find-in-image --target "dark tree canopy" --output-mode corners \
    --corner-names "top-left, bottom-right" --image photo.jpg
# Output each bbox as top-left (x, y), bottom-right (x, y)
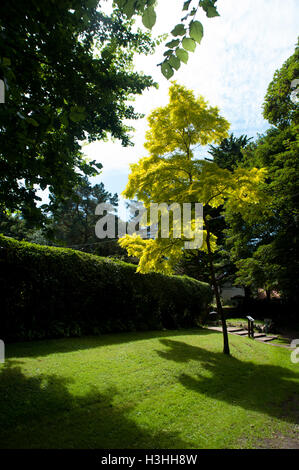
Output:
top-left (238, 125), bottom-right (298, 303)
top-left (225, 42), bottom-right (299, 306)
top-left (48, 176), bottom-right (118, 249)
top-left (263, 38), bottom-right (299, 127)
top-left (0, 177), bottom-right (128, 259)
top-left (0, 0), bottom-right (155, 222)
top-left (208, 134), bottom-right (251, 171)
top-left (178, 134), bottom-right (252, 286)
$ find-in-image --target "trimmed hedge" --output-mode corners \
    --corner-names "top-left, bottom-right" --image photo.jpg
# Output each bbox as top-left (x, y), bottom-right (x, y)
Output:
top-left (0, 235), bottom-right (212, 342)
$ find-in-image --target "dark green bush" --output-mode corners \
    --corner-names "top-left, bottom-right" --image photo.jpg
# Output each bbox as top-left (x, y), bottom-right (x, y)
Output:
top-left (0, 235), bottom-right (212, 342)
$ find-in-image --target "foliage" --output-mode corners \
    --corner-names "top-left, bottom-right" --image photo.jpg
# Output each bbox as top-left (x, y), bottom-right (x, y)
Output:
top-left (219, 43), bottom-right (299, 308)
top-left (0, 211), bottom-right (52, 244)
top-left (228, 72), bottom-right (298, 303)
top-left (0, 0), bottom-right (156, 222)
top-left (208, 134), bottom-right (251, 171)
top-left (263, 39), bottom-right (299, 127)
top-left (114, 0), bottom-right (220, 78)
top-left (0, 178), bottom-right (129, 258)
top-left (119, 83), bottom-right (266, 276)
top-left (0, 212), bottom-right (27, 240)
top-left (48, 176), bottom-right (118, 249)
top-left (234, 244), bottom-right (283, 294)
top-left (0, 179), bottom-right (133, 260)
top-left (177, 134), bottom-right (252, 284)
top-left (144, 82), bottom-right (229, 159)
top-left (0, 234), bottom-right (212, 342)
top-left (228, 124), bottom-right (299, 304)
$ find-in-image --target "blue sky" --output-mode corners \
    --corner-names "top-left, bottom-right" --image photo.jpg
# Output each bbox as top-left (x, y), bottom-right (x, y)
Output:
top-left (84, 0), bottom-right (298, 220)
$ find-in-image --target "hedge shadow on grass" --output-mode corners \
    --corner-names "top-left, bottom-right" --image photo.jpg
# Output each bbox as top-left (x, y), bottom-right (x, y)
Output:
top-left (0, 359), bottom-right (191, 449)
top-left (156, 338), bottom-right (299, 426)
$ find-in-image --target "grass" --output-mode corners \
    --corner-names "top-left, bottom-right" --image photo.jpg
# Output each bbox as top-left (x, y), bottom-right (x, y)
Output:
top-left (271, 337), bottom-right (294, 346)
top-left (226, 317), bottom-right (265, 326)
top-left (0, 328), bottom-right (298, 449)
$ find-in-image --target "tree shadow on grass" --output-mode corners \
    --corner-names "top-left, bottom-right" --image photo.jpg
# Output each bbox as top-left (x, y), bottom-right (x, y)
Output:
top-left (6, 328), bottom-right (214, 359)
top-left (157, 339), bottom-right (299, 426)
top-left (0, 359), bottom-right (191, 449)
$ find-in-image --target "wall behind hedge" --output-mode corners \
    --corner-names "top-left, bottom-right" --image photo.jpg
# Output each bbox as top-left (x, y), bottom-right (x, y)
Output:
top-left (0, 235), bottom-right (212, 342)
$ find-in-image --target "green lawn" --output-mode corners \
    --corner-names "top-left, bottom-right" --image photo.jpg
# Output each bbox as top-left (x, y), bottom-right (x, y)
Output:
top-left (1, 329), bottom-right (298, 449)
top-left (226, 318), bottom-right (265, 326)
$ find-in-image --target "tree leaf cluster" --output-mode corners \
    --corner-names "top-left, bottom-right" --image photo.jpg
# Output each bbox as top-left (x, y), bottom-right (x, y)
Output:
top-left (114, 1), bottom-right (220, 78)
top-left (0, 0), bottom-right (156, 221)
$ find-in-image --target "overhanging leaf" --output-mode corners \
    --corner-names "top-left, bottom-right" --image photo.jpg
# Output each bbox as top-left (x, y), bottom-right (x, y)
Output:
top-left (165, 39), bottom-right (180, 48)
top-left (175, 48), bottom-right (189, 64)
top-left (182, 37), bottom-right (196, 52)
top-left (189, 21), bottom-right (204, 44)
top-left (199, 0), bottom-right (220, 18)
top-left (183, 0), bottom-right (192, 10)
top-left (171, 24), bottom-right (186, 36)
top-left (168, 55), bottom-right (181, 71)
top-left (122, 0), bottom-right (136, 19)
top-left (161, 61), bottom-right (174, 79)
top-left (142, 6), bottom-right (156, 29)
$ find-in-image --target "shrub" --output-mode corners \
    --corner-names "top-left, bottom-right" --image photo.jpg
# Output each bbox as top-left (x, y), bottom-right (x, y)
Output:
top-left (0, 235), bottom-right (212, 342)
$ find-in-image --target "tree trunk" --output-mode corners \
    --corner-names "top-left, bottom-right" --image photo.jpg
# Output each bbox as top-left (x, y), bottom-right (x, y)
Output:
top-left (205, 219), bottom-right (230, 355)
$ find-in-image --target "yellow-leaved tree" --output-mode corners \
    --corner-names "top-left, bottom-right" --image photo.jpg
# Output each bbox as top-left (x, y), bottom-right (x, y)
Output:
top-left (119, 83), bottom-right (267, 355)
